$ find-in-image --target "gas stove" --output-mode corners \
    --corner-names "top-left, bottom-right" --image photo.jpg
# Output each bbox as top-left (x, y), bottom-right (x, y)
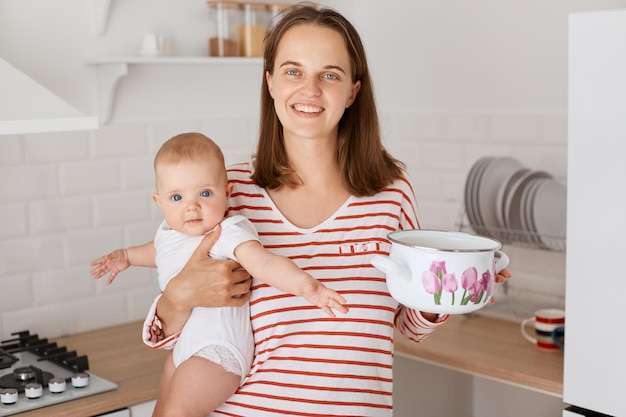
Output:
top-left (0, 330), bottom-right (117, 416)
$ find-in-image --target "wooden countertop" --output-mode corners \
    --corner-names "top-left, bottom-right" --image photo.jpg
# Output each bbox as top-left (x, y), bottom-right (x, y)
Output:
top-left (394, 314), bottom-right (563, 396)
top-left (16, 315), bottom-right (563, 416)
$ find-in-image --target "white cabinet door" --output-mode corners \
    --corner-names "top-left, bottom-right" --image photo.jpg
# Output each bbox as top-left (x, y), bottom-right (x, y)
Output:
top-left (129, 400), bottom-right (156, 417)
top-left (566, 8), bottom-right (626, 417)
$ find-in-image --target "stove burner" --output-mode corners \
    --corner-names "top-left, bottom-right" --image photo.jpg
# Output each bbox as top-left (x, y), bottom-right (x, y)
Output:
top-left (0, 350), bottom-right (17, 370)
top-left (13, 367), bottom-right (36, 381)
top-left (0, 366), bottom-right (54, 394)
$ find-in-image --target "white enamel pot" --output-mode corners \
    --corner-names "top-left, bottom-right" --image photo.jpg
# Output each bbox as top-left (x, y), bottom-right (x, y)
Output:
top-left (371, 229), bottom-right (509, 314)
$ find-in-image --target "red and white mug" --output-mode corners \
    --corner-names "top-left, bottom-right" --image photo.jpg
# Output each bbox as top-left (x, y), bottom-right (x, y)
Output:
top-left (520, 308), bottom-right (565, 350)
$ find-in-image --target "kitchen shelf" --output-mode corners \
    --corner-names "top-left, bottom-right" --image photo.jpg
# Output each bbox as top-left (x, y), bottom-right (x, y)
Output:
top-left (84, 56), bottom-right (262, 124)
top-left (1, 58), bottom-right (98, 135)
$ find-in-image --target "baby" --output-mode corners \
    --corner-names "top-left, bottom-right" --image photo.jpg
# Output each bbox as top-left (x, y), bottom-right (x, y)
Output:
top-left (90, 132), bottom-right (348, 417)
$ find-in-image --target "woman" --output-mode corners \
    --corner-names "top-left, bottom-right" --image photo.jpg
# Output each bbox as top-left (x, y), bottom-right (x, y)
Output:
top-left (144, 4), bottom-right (511, 416)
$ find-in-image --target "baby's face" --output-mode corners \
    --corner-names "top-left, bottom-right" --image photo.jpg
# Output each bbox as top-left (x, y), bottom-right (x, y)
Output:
top-left (153, 160), bottom-right (230, 236)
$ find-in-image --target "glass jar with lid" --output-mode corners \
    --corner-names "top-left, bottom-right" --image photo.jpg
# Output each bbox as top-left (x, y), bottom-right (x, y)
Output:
top-left (267, 3), bottom-right (292, 29)
top-left (238, 2), bottom-right (270, 57)
top-left (207, 1), bottom-right (241, 57)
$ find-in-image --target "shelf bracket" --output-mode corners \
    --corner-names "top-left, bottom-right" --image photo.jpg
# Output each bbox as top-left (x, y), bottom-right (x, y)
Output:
top-left (96, 63), bottom-right (127, 124)
top-left (91, 0), bottom-right (113, 36)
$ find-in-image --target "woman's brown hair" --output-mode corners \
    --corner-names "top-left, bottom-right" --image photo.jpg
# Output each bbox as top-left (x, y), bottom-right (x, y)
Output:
top-left (251, 2), bottom-right (405, 197)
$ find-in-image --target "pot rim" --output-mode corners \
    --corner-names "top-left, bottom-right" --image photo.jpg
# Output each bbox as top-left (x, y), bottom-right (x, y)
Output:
top-left (388, 229), bottom-right (502, 252)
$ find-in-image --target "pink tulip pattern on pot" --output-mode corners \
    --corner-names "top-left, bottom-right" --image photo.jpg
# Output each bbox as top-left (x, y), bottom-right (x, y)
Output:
top-left (421, 260), bottom-right (496, 306)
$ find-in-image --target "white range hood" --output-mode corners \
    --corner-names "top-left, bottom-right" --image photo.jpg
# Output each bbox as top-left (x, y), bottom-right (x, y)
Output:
top-left (0, 58), bottom-right (98, 135)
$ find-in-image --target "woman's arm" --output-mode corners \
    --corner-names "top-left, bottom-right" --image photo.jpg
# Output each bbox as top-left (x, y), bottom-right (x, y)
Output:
top-left (155, 225), bottom-right (252, 337)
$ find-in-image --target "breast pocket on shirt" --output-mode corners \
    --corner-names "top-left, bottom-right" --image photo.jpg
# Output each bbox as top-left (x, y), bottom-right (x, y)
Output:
top-left (338, 241), bottom-right (391, 255)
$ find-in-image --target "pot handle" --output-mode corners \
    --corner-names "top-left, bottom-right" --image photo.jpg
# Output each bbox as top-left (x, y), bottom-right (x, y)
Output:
top-left (495, 250), bottom-right (510, 273)
top-left (371, 255), bottom-right (412, 282)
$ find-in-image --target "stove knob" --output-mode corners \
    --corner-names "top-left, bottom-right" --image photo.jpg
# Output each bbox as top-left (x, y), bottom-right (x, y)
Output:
top-left (48, 377), bottom-right (67, 393)
top-left (0, 388), bottom-right (18, 404)
top-left (25, 382), bottom-right (43, 399)
top-left (71, 372), bottom-right (90, 388)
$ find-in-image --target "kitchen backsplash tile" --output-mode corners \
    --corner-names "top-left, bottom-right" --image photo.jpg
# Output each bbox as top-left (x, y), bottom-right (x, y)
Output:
top-left (489, 113), bottom-right (543, 143)
top-left (32, 267), bottom-right (96, 306)
top-left (64, 228), bottom-right (125, 268)
top-left (0, 203), bottom-right (28, 239)
top-left (24, 131), bottom-right (90, 162)
top-left (2, 304), bottom-right (68, 339)
top-left (93, 191), bottom-right (152, 227)
top-left (441, 114), bottom-right (488, 141)
top-left (0, 109), bottom-right (568, 338)
top-left (0, 234), bottom-right (64, 276)
top-left (59, 159), bottom-right (121, 196)
top-left (29, 196), bottom-right (92, 235)
top-left (2, 293), bottom-right (130, 338)
top-left (121, 156), bottom-right (155, 190)
top-left (70, 293), bottom-right (131, 334)
top-left (0, 135), bottom-right (23, 164)
top-left (541, 113), bottom-right (568, 144)
top-left (93, 124), bottom-right (148, 158)
top-left (126, 286), bottom-right (162, 322)
top-left (0, 273), bottom-right (32, 312)
top-left (0, 164), bottom-right (60, 202)
top-left (124, 222), bottom-right (164, 246)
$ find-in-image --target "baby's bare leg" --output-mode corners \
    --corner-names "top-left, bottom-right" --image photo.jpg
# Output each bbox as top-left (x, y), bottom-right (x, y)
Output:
top-left (154, 356), bottom-right (240, 417)
top-left (151, 352), bottom-right (175, 417)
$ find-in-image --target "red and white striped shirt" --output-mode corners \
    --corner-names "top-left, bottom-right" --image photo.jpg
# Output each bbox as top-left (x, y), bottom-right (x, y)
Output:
top-left (144, 161), bottom-right (448, 416)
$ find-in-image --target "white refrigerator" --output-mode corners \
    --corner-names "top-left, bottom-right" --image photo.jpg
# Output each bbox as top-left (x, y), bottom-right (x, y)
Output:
top-left (565, 8), bottom-right (626, 417)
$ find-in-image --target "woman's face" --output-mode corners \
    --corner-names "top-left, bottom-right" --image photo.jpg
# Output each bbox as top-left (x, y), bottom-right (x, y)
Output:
top-left (266, 23), bottom-right (361, 143)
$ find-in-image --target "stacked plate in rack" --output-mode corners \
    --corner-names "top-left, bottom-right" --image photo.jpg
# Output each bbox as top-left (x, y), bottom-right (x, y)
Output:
top-left (463, 157), bottom-right (566, 251)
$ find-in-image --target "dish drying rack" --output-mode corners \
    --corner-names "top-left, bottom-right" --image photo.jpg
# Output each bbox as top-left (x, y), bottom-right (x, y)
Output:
top-left (455, 206), bottom-right (566, 252)
top-left (461, 156), bottom-right (567, 253)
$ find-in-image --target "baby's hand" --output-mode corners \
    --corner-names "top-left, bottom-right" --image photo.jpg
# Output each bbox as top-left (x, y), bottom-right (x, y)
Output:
top-left (89, 249), bottom-right (130, 285)
top-left (301, 280), bottom-right (349, 317)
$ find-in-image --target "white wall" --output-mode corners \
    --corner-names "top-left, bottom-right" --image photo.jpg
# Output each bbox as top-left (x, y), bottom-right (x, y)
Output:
top-left (1, 0), bottom-right (625, 414)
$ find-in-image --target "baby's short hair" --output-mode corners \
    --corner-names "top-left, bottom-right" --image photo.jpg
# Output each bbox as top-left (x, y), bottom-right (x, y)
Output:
top-left (154, 132), bottom-right (225, 169)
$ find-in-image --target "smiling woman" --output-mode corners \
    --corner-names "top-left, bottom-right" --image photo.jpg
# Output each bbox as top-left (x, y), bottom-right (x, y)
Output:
top-left (140, 4), bottom-right (510, 417)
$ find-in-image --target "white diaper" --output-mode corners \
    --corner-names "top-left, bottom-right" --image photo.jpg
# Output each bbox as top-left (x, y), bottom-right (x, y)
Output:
top-left (172, 304), bottom-right (254, 385)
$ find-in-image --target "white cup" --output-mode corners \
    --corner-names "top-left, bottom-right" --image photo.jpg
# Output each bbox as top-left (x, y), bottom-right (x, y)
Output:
top-left (139, 34), bottom-right (169, 56)
top-left (520, 308), bottom-right (565, 350)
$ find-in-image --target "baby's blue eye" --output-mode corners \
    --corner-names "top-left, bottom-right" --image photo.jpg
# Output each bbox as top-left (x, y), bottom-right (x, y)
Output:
top-left (200, 190), bottom-right (211, 197)
top-left (171, 194), bottom-right (182, 202)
